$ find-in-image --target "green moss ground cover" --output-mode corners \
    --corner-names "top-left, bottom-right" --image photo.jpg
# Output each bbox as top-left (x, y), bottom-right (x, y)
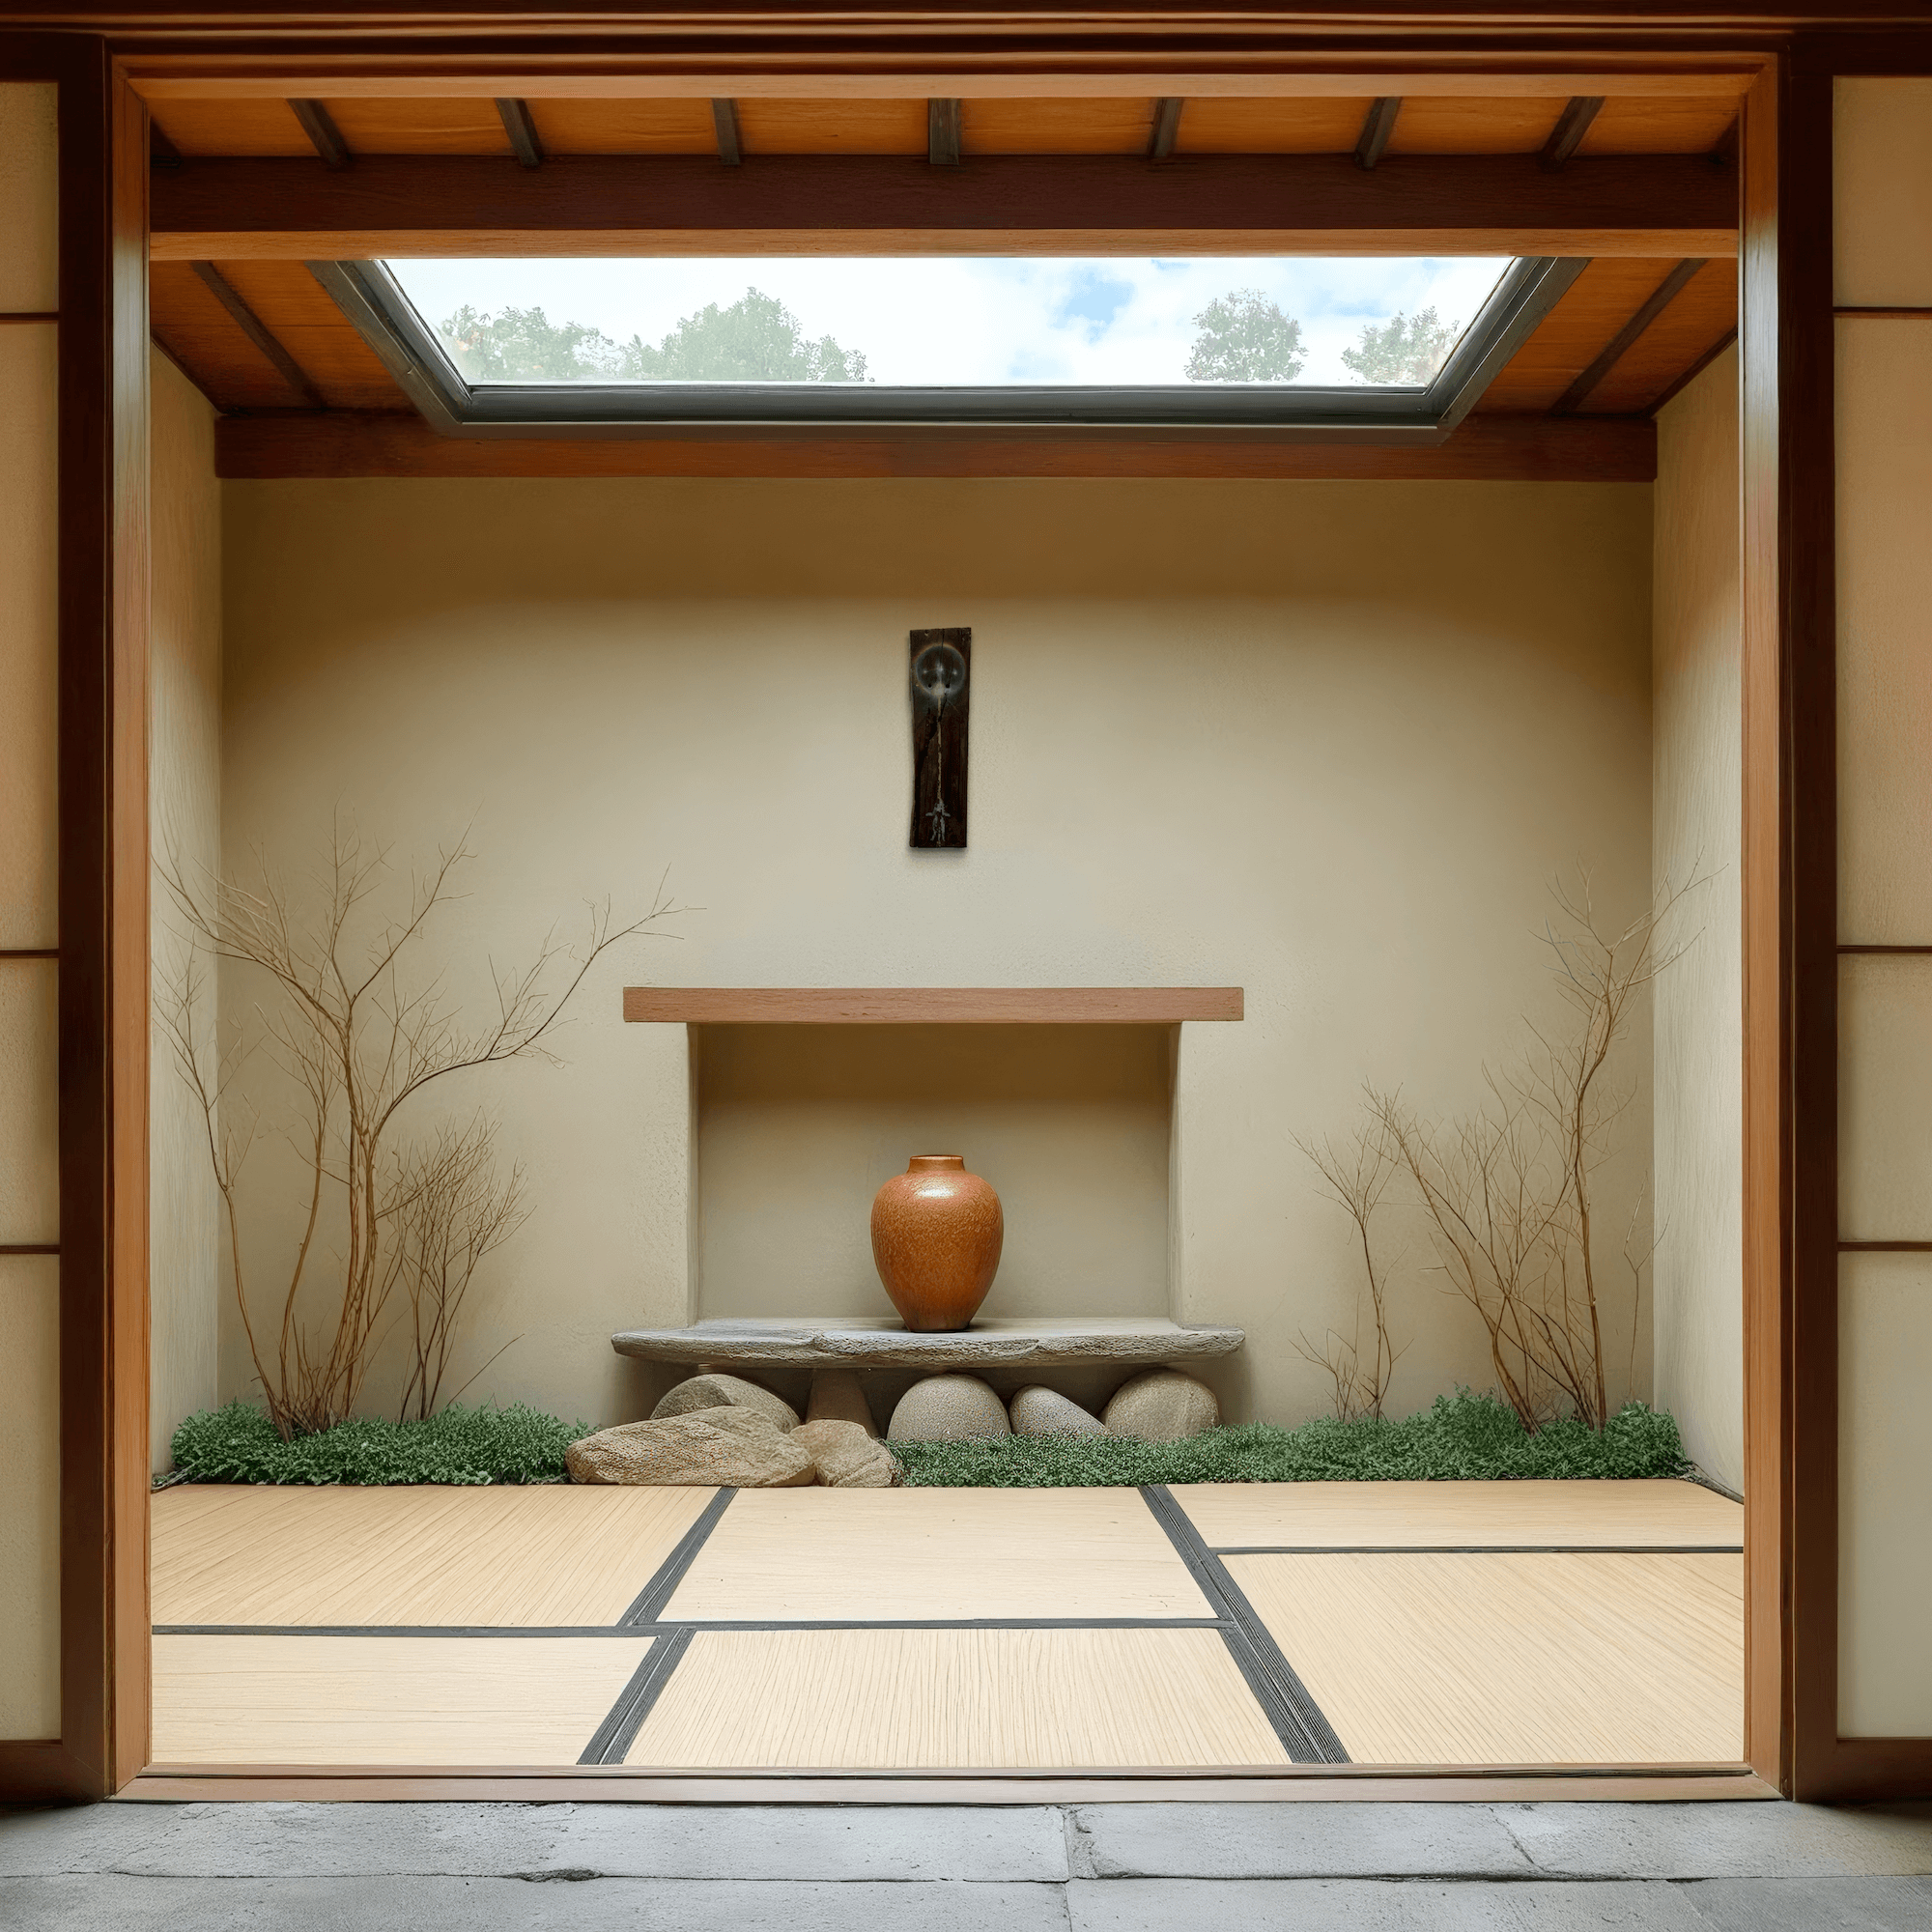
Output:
top-left (893, 1392), bottom-right (1690, 1488)
top-left (169, 1389), bottom-right (1689, 1488)
top-left (169, 1401), bottom-right (589, 1487)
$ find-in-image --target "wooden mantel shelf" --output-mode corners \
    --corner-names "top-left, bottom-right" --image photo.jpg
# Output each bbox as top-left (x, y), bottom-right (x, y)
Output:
top-left (621, 986), bottom-right (1243, 1024)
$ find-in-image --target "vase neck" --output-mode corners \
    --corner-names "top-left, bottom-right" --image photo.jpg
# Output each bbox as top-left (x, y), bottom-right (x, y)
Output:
top-left (906, 1154), bottom-right (966, 1174)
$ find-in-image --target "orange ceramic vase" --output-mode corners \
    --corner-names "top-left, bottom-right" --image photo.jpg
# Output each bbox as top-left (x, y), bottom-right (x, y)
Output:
top-left (869, 1154), bottom-right (1005, 1333)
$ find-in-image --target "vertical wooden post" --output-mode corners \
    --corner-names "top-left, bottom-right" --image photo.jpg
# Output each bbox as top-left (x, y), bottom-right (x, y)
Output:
top-left (56, 39), bottom-right (151, 1799)
top-left (1738, 48), bottom-right (1837, 1801)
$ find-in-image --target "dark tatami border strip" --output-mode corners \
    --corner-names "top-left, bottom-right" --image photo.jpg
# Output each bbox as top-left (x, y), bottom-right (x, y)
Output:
top-left (579, 1629), bottom-right (696, 1767)
top-left (155, 1617), bottom-right (1234, 1637)
top-left (1209, 1545), bottom-right (1747, 1556)
top-left (620, 1486), bottom-right (738, 1626)
top-left (1140, 1485), bottom-right (1350, 1767)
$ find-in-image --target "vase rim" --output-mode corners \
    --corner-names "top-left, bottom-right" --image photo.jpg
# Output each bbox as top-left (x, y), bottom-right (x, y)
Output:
top-left (906, 1153), bottom-right (966, 1171)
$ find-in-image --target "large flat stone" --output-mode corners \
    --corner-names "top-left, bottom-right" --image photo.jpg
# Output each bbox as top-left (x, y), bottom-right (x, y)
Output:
top-left (611, 1314), bottom-right (1244, 1370)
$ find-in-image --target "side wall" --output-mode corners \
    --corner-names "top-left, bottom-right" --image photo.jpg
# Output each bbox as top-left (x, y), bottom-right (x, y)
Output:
top-left (217, 475), bottom-right (1656, 1434)
top-left (1651, 345), bottom-right (1746, 1494)
top-left (147, 348), bottom-right (222, 1472)
top-left (0, 79), bottom-right (62, 1742)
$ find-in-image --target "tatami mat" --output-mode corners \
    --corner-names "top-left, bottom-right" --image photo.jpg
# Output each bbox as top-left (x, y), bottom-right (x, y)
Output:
top-left (1227, 1548), bottom-right (1745, 1766)
top-left (622, 1626), bottom-right (1290, 1768)
top-left (658, 1487), bottom-right (1214, 1623)
top-left (150, 1633), bottom-right (655, 1766)
top-left (151, 1484), bottom-right (715, 1627)
top-left (1172, 1478), bottom-right (1743, 1550)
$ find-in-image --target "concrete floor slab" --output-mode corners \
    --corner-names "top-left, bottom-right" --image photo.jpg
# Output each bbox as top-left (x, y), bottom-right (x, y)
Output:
top-left (1675, 1875), bottom-right (1932, 1930)
top-left (0, 1799), bottom-right (1067, 1882)
top-left (1500, 1800), bottom-right (1932, 1878)
top-left (0, 1875), bottom-right (1076, 1932)
top-left (1068, 1802), bottom-right (1535, 1878)
top-left (1066, 1877), bottom-right (1713, 1930)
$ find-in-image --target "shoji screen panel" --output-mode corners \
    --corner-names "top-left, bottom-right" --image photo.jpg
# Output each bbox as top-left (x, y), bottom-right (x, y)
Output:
top-left (0, 78), bottom-right (63, 1743)
top-left (1833, 75), bottom-right (1932, 1740)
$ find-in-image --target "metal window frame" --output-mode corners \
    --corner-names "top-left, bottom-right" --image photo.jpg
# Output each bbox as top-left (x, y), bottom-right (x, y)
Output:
top-left (308, 254), bottom-right (1586, 441)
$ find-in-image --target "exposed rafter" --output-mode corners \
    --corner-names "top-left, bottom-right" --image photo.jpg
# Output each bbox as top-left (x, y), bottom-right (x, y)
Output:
top-left (1354, 98), bottom-right (1402, 171)
top-left (289, 99), bottom-right (350, 170)
top-left (495, 98), bottom-right (544, 170)
top-left (1553, 257), bottom-right (1709, 412)
top-left (1149, 98), bottom-right (1184, 161)
top-left (928, 98), bottom-right (962, 166)
top-left (149, 154), bottom-right (1741, 261)
top-left (711, 99), bottom-right (742, 167)
top-left (1541, 96), bottom-right (1605, 170)
top-left (187, 261), bottom-right (327, 410)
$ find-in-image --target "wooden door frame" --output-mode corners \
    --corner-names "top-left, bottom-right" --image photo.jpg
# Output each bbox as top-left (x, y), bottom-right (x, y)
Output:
top-left (2, 13), bottom-right (1925, 1804)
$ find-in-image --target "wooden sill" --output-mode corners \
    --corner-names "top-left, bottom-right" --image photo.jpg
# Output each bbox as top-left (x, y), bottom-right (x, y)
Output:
top-left (621, 986), bottom-right (1243, 1023)
top-left (121, 1765), bottom-right (1779, 1804)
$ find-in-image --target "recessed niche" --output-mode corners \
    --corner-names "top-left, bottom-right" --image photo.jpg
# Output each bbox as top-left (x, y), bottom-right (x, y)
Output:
top-left (693, 1023), bottom-right (1174, 1322)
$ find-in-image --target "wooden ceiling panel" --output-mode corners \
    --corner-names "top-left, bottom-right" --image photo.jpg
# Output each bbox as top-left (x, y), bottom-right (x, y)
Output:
top-left (1386, 99), bottom-right (1560, 155)
top-left (960, 98), bottom-right (1154, 156)
top-left (1580, 257), bottom-right (1738, 412)
top-left (1578, 99), bottom-right (1740, 156)
top-left (1172, 99), bottom-right (1370, 154)
top-left (148, 98), bottom-right (311, 157)
top-left (150, 260), bottom-right (306, 408)
top-left (213, 261), bottom-right (407, 410)
top-left (1476, 258), bottom-right (1678, 412)
top-left (734, 99), bottom-right (926, 156)
top-left (527, 99), bottom-right (718, 156)
top-left (322, 99), bottom-right (512, 157)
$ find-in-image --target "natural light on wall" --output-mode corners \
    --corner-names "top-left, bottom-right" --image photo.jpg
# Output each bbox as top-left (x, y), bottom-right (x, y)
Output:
top-left (384, 256), bottom-right (1513, 388)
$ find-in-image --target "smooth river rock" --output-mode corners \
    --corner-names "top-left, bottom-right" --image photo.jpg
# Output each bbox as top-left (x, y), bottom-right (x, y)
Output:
top-left (652, 1372), bottom-right (800, 1433)
top-left (887, 1373), bottom-right (1012, 1443)
top-left (567, 1406), bottom-right (815, 1487)
top-left (1102, 1368), bottom-right (1220, 1442)
top-left (1009, 1385), bottom-right (1108, 1437)
top-left (793, 1418), bottom-right (903, 1488)
top-left (805, 1366), bottom-right (879, 1436)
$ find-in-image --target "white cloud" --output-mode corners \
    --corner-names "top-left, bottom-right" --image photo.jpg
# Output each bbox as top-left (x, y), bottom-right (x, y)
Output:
top-left (387, 255), bottom-right (1512, 385)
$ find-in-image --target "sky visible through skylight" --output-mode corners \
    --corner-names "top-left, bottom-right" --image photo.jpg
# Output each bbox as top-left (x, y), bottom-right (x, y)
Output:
top-left (386, 256), bottom-right (1512, 387)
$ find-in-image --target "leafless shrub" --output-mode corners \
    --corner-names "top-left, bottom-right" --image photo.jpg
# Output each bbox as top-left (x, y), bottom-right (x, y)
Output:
top-left (393, 1115), bottom-right (531, 1425)
top-left (1293, 1111), bottom-right (1405, 1422)
top-left (158, 821), bottom-right (682, 1438)
top-left (1370, 867), bottom-right (1705, 1433)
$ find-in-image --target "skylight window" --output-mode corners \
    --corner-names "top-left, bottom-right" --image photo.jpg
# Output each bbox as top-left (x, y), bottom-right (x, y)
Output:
top-left (314, 254), bottom-right (1582, 437)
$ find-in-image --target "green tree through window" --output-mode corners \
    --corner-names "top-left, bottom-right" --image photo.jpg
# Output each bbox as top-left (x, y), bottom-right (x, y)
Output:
top-left (1341, 307), bottom-right (1463, 385)
top-left (1183, 290), bottom-right (1306, 382)
top-left (439, 289), bottom-right (869, 383)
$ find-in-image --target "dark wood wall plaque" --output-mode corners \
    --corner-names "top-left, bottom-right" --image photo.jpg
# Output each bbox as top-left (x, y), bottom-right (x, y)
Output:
top-left (909, 626), bottom-right (970, 848)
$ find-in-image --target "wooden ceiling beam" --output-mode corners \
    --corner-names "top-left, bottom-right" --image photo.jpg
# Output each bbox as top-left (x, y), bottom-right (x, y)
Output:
top-left (125, 68), bottom-right (1763, 105)
top-left (1540, 95), bottom-right (1605, 170)
top-left (1553, 255), bottom-right (1708, 412)
top-left (149, 153), bottom-right (1740, 260)
top-left (495, 98), bottom-right (544, 169)
top-left (289, 99), bottom-right (351, 169)
top-left (928, 98), bottom-right (963, 166)
top-left (186, 261), bottom-right (327, 410)
top-left (1353, 97), bottom-right (1401, 170)
top-left (212, 409), bottom-right (1658, 485)
top-left (1148, 97), bottom-right (1183, 160)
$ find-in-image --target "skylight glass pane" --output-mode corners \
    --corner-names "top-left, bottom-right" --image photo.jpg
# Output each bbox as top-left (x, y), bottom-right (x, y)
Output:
top-left (384, 257), bottom-right (1513, 389)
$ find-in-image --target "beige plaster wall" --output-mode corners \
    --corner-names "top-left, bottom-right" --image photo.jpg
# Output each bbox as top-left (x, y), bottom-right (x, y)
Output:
top-left (149, 349), bottom-right (223, 1473)
top-left (696, 1023), bottom-right (1173, 1321)
top-left (1834, 74), bottom-right (1932, 1737)
top-left (0, 77), bottom-right (62, 1742)
top-left (219, 474), bottom-right (1656, 1431)
top-left (1650, 345), bottom-right (1745, 1495)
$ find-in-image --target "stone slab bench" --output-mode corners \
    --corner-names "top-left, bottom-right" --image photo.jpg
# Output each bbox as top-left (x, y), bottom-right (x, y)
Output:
top-left (610, 1315), bottom-right (1245, 1371)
